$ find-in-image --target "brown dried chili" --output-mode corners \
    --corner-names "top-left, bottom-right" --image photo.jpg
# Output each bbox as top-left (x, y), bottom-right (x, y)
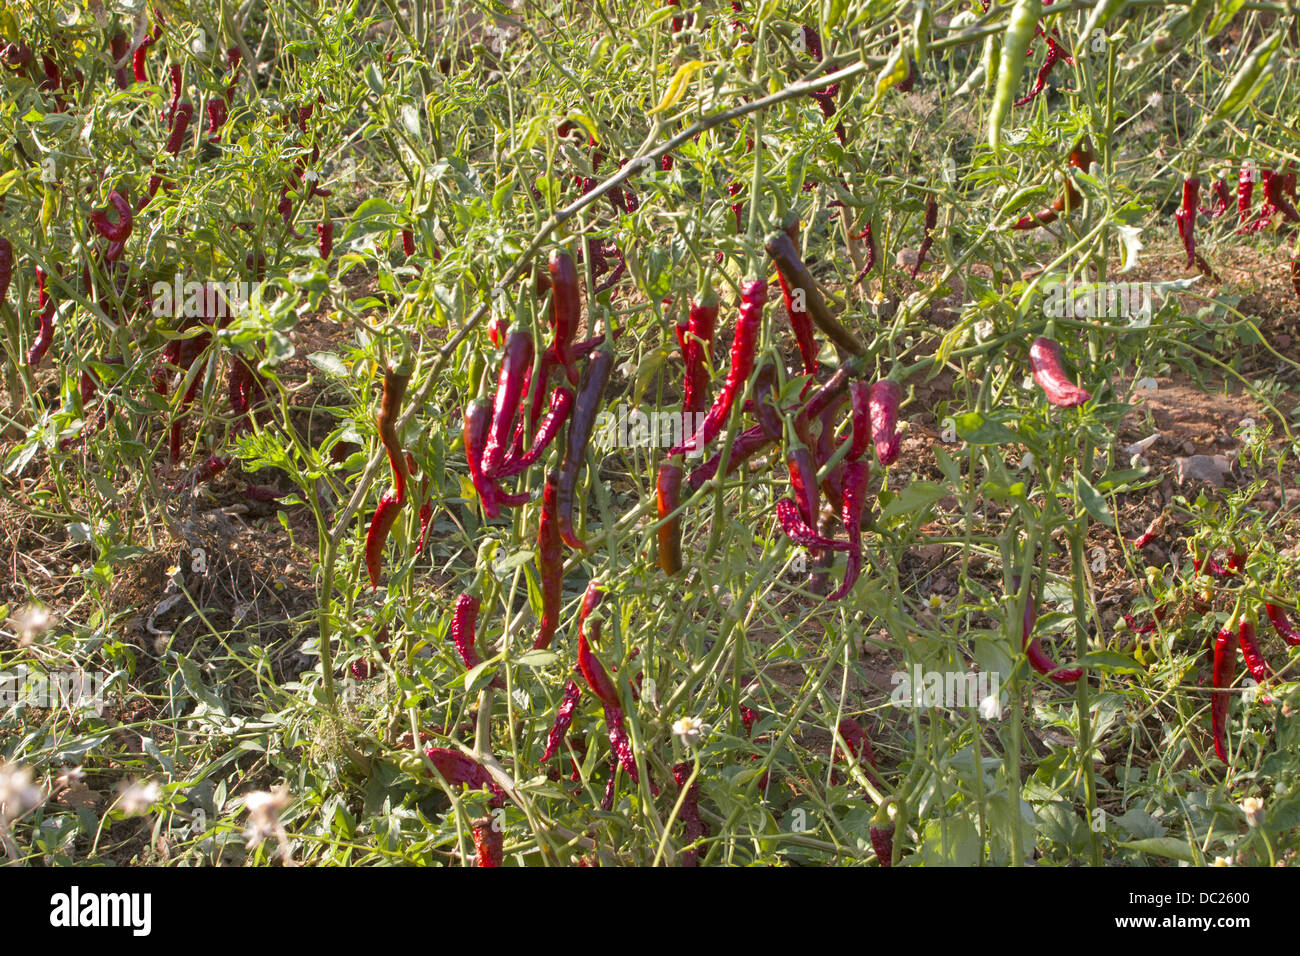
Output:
top-left (0, 237), bottom-right (12, 306)
top-left (764, 233), bottom-right (866, 356)
top-left (535, 472), bottom-right (565, 649)
top-left (28, 266), bottom-right (56, 368)
top-left (364, 362), bottom-right (412, 588)
top-left (685, 423), bottom-right (771, 491)
top-left (773, 218), bottom-right (820, 377)
top-left (1211, 626), bottom-right (1235, 763)
top-left (910, 194), bottom-right (939, 279)
top-left (557, 340), bottom-right (614, 548)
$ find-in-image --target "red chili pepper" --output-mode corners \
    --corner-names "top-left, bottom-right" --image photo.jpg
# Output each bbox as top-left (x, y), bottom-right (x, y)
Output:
top-left (464, 397), bottom-right (504, 518)
top-left (1014, 36), bottom-right (1068, 106)
top-left (727, 181), bottom-right (744, 232)
top-left (852, 222), bottom-right (879, 283)
top-left (672, 762), bottom-right (706, 866)
top-left (828, 459), bottom-right (868, 600)
top-left (787, 441), bottom-right (820, 528)
top-left (535, 472), bottom-right (565, 649)
top-left (364, 363), bottom-right (412, 587)
top-left (685, 423), bottom-right (772, 491)
top-left (89, 191), bottom-right (133, 243)
top-left (451, 592), bottom-right (506, 689)
top-left (498, 386), bottom-right (572, 478)
top-left (422, 746), bottom-right (497, 791)
top-left (656, 462), bottom-right (684, 575)
top-left (1211, 626), bottom-right (1234, 762)
top-left (317, 218), bottom-right (334, 260)
top-left (682, 296), bottom-right (718, 416)
top-left (1262, 603), bottom-right (1300, 646)
top-left (482, 322), bottom-right (535, 478)
top-left (776, 498), bottom-right (850, 552)
top-left (205, 98), bottom-right (228, 140)
top-left (1236, 162), bottom-right (1255, 228)
top-left (1029, 336), bottom-right (1091, 407)
top-left (1205, 176), bottom-right (1232, 218)
top-left (911, 195), bottom-right (939, 279)
top-left (169, 453), bottom-right (231, 493)
top-left (542, 679), bottom-right (583, 762)
top-left (869, 817), bottom-right (894, 866)
top-left (774, 221), bottom-right (820, 377)
top-left (1011, 140), bottom-right (1092, 230)
top-left (557, 342), bottom-right (615, 549)
top-left (669, 279), bottom-right (765, 457)
top-left (162, 64), bottom-right (182, 128)
top-left (1236, 618), bottom-right (1272, 685)
top-left (834, 717), bottom-right (881, 787)
top-left (0, 238), bottom-right (12, 306)
top-left (867, 380), bottom-right (902, 465)
top-left (1175, 176), bottom-right (1199, 268)
top-left (28, 267), bottom-right (56, 368)
top-left (472, 817), bottom-right (503, 866)
top-left (547, 250), bottom-right (581, 387)
top-left (1263, 166), bottom-right (1300, 223)
top-left (1020, 580), bottom-right (1083, 683)
top-left (747, 361), bottom-right (785, 441)
top-left (164, 101), bottom-right (192, 154)
top-left (847, 381), bottom-right (871, 461)
top-left (109, 33), bottom-right (131, 89)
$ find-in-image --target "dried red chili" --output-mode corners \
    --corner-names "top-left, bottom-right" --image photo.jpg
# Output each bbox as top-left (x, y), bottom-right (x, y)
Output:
top-left (482, 321), bottom-right (535, 478)
top-left (1029, 336), bottom-right (1091, 407)
top-left (1264, 602), bottom-right (1300, 647)
top-left (669, 279), bottom-right (766, 457)
top-left (498, 385), bottom-right (573, 478)
top-left (535, 471), bottom-right (565, 650)
top-left (828, 459), bottom-right (869, 600)
top-left (1211, 626), bottom-right (1234, 762)
top-left (672, 762), bottom-right (706, 867)
top-left (776, 498), bottom-right (850, 552)
top-left (1020, 579), bottom-right (1083, 683)
top-left (774, 219), bottom-right (820, 377)
top-left (28, 266), bottom-right (56, 368)
top-left (911, 195), bottom-right (939, 279)
top-left (547, 250), bottom-right (581, 387)
top-left (364, 362), bottom-right (412, 587)
top-left (164, 101), bottom-right (192, 154)
top-left (656, 461), bottom-right (684, 575)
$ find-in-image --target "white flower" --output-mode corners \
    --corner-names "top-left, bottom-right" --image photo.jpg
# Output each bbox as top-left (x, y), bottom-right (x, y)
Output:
top-left (1240, 796), bottom-right (1265, 828)
top-left (0, 763), bottom-right (43, 819)
top-left (244, 783), bottom-right (291, 847)
top-left (1213, 855), bottom-right (1233, 867)
top-left (1146, 92), bottom-right (1164, 110)
top-left (672, 716), bottom-right (706, 747)
top-left (117, 779), bottom-right (162, 816)
top-left (978, 694), bottom-right (1002, 720)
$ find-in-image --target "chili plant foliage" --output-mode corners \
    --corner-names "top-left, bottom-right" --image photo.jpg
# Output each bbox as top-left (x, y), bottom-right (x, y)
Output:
top-left (0, 0), bottom-right (1299, 870)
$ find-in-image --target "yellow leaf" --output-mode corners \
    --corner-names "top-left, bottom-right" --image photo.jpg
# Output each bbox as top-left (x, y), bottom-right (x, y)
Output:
top-left (649, 59), bottom-right (705, 114)
top-left (459, 474), bottom-right (478, 503)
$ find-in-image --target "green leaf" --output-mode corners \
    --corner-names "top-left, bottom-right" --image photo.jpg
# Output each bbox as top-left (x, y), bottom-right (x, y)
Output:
top-left (308, 352), bottom-right (348, 377)
top-left (1074, 651), bottom-right (1145, 674)
top-left (514, 650), bottom-right (559, 669)
top-left (878, 481), bottom-right (948, 519)
top-left (1074, 469), bottom-right (1114, 526)
top-left (1118, 837), bottom-right (1199, 864)
top-left (954, 411), bottom-right (1018, 445)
